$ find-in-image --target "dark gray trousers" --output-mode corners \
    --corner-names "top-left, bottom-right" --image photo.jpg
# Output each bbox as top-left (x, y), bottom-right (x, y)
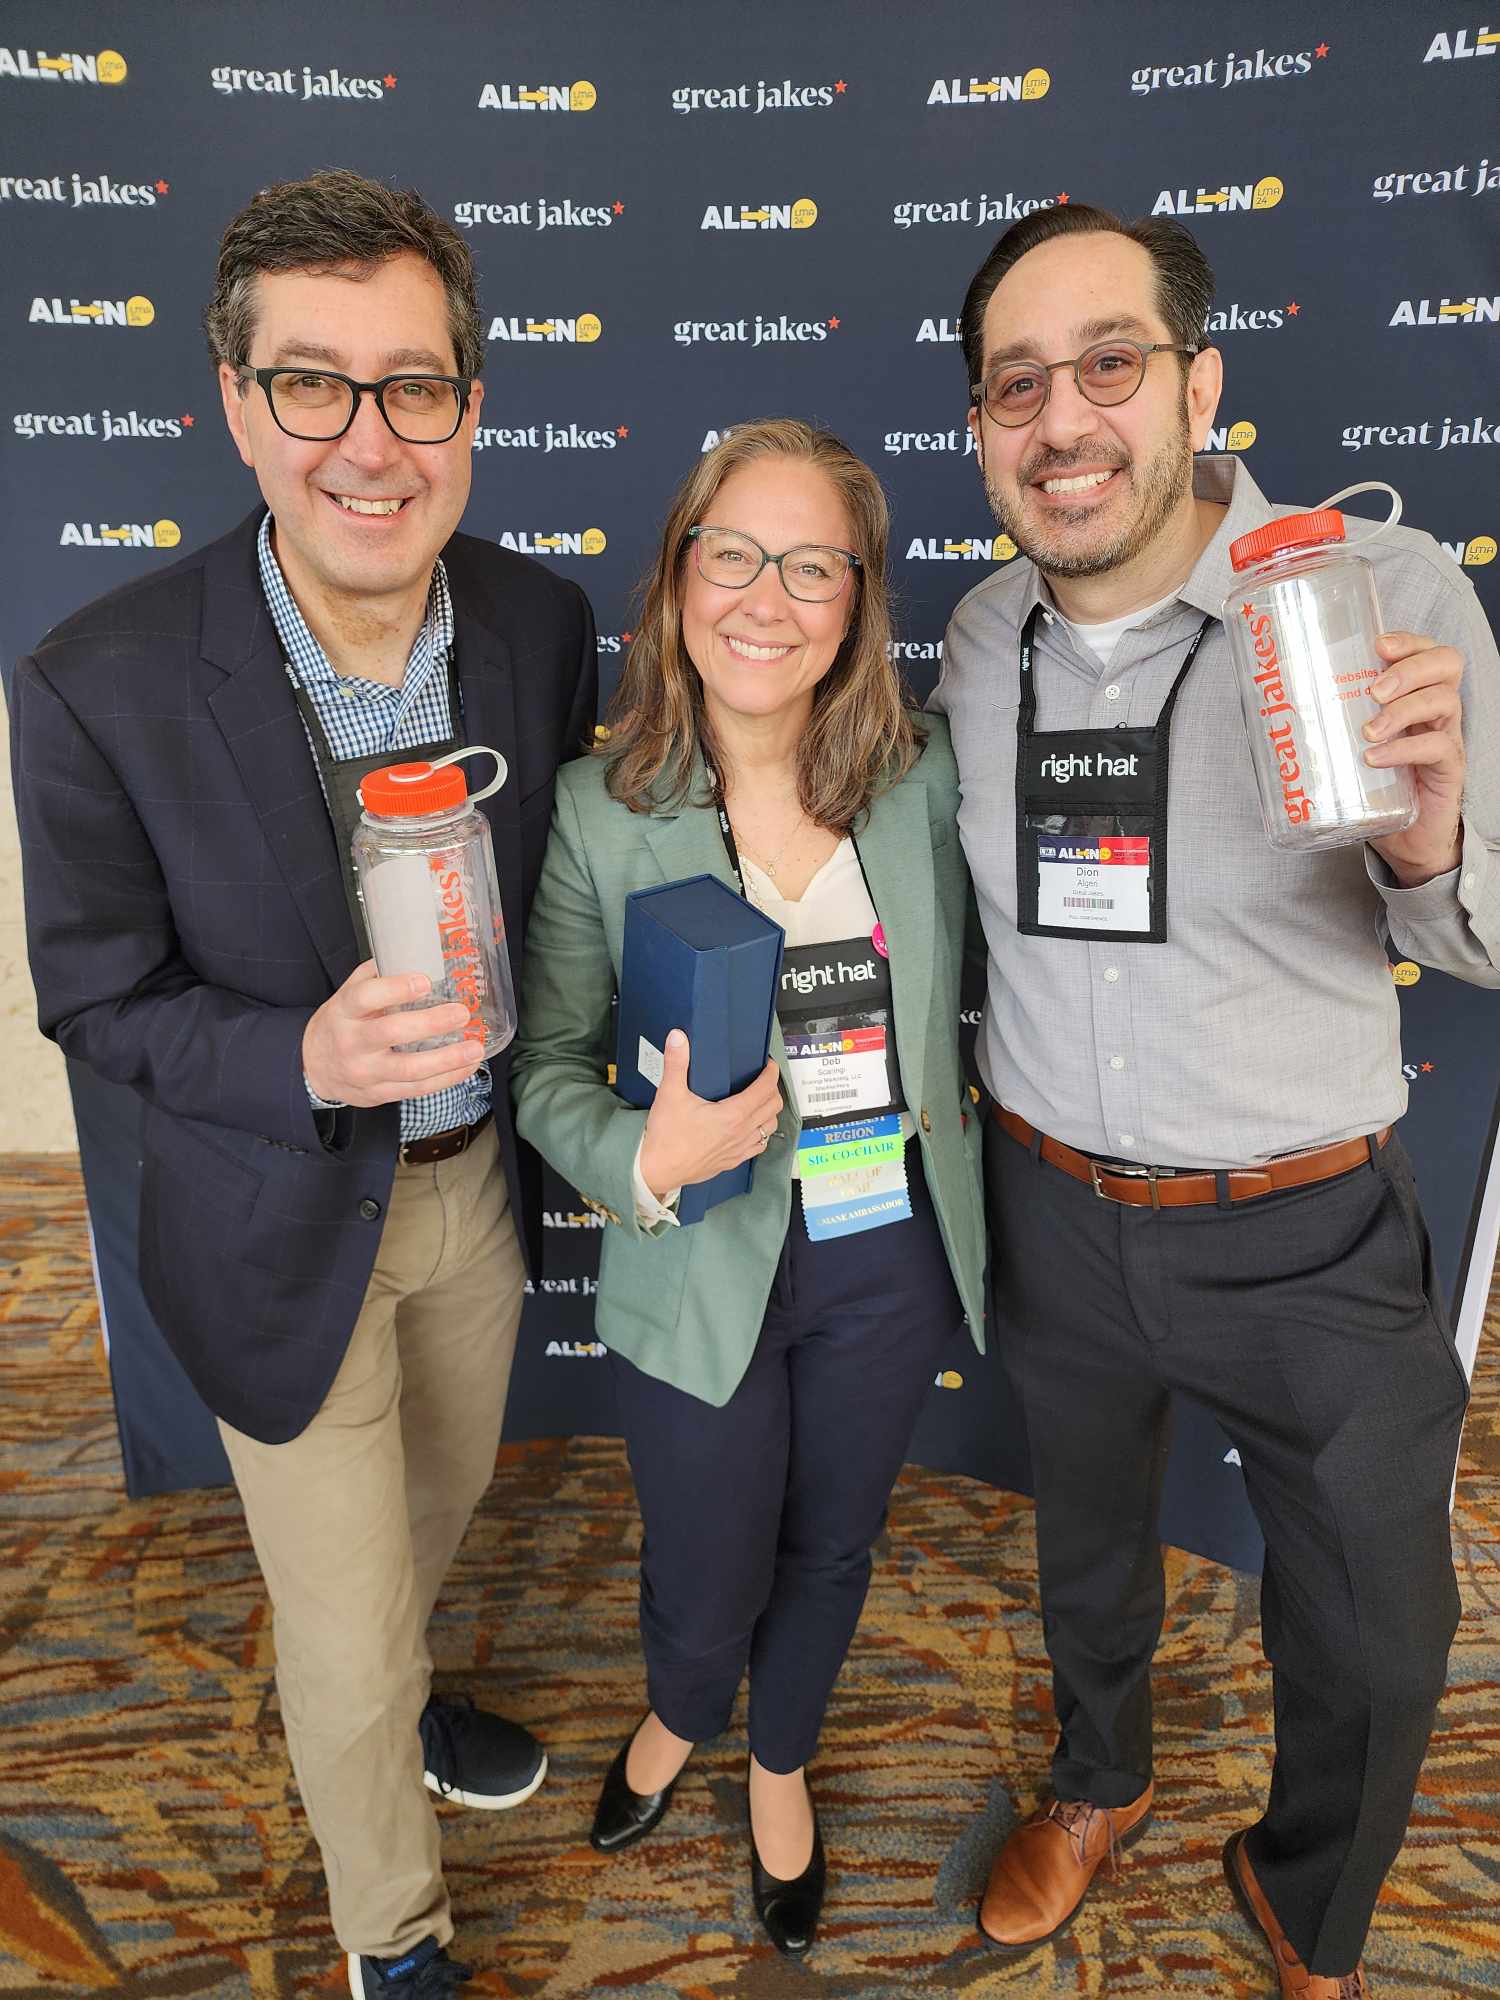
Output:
top-left (985, 1119), bottom-right (1468, 1975)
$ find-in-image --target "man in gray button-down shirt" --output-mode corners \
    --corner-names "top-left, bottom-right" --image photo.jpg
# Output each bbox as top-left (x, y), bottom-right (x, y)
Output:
top-left (932, 204), bottom-right (1497, 1998)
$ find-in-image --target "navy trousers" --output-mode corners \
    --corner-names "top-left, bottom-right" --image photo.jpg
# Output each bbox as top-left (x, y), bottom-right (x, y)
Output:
top-left (609, 1149), bottom-right (962, 1774)
top-left (986, 1117), bottom-right (1468, 1975)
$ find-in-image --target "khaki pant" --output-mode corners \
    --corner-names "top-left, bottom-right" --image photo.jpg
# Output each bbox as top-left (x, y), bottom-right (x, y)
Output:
top-left (219, 1122), bottom-right (526, 1958)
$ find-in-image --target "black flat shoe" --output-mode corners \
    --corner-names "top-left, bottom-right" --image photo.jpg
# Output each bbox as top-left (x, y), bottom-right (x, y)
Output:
top-left (749, 1801), bottom-right (826, 1956)
top-left (589, 1721), bottom-right (683, 1853)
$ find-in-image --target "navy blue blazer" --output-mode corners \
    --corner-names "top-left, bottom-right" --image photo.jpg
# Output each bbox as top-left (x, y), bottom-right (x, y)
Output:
top-left (11, 507), bottom-right (597, 1444)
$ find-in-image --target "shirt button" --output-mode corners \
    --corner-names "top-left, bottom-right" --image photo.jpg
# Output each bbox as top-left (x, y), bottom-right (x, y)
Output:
top-left (1463, 871), bottom-right (1476, 890)
top-left (339, 685), bottom-right (357, 699)
top-left (358, 1197), bottom-right (381, 1221)
top-left (1109, 1055), bottom-right (1126, 1071)
top-left (920, 1107), bottom-right (933, 1134)
top-left (1119, 1133), bottom-right (1136, 1148)
top-left (1103, 966), bottom-right (1120, 983)
top-left (1104, 683), bottom-right (1122, 701)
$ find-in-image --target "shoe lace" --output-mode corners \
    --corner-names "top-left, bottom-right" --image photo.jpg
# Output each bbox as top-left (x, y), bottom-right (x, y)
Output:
top-left (1041, 1798), bottom-right (1125, 1876)
top-left (418, 1694), bottom-right (473, 1801)
top-left (1336, 1976), bottom-right (1368, 2000)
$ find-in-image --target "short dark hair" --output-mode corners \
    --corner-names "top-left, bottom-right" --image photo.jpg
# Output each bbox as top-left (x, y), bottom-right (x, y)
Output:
top-left (204, 168), bottom-right (485, 380)
top-left (960, 203), bottom-right (1215, 398)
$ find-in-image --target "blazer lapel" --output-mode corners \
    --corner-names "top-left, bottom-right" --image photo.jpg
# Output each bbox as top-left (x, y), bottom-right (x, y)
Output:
top-left (451, 599), bottom-right (522, 956)
top-left (855, 779), bottom-right (935, 1117)
top-left (201, 516), bottom-right (358, 988)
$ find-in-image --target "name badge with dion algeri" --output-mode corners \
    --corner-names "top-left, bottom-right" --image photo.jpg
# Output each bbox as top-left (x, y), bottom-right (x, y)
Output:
top-left (1015, 603), bottom-right (1212, 944)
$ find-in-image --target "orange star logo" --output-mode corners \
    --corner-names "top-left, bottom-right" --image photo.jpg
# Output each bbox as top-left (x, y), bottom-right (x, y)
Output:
top-left (616, 425), bottom-right (629, 438)
top-left (1057, 192), bottom-right (1069, 204)
top-left (181, 414), bottom-right (195, 427)
top-left (827, 315), bottom-right (841, 330)
top-left (621, 631), bottom-right (633, 644)
top-left (1420, 1061), bottom-right (1435, 1072)
top-left (1240, 602), bottom-right (1254, 620)
top-left (155, 178), bottom-right (169, 195)
top-left (612, 199), bottom-right (625, 215)
top-left (834, 79), bottom-right (847, 93)
top-left (383, 73), bottom-right (397, 88)
top-left (1314, 42), bottom-right (1329, 58)
top-left (1287, 301), bottom-right (1300, 315)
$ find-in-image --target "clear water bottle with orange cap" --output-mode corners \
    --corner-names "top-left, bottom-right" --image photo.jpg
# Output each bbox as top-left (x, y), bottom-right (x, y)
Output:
top-left (1225, 481), bottom-right (1418, 851)
top-left (352, 747), bottom-right (516, 1056)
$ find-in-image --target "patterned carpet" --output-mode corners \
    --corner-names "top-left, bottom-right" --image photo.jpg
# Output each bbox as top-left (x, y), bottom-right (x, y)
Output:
top-left (2, 1156), bottom-right (1498, 1999)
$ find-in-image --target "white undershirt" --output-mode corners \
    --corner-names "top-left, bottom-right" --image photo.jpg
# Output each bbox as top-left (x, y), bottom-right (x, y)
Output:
top-left (632, 837), bottom-right (911, 1223)
top-left (1053, 587), bottom-right (1181, 668)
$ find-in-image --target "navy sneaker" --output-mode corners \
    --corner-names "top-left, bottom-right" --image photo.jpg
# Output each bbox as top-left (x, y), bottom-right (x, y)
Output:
top-left (419, 1693), bottom-right (547, 1811)
top-left (348, 1936), bottom-right (472, 1996)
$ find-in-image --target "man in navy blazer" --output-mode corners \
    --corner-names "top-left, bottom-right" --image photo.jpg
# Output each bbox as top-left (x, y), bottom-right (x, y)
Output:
top-left (11, 171), bottom-right (596, 1997)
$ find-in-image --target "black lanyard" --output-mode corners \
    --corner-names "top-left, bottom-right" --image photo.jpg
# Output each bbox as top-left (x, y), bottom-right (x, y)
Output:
top-left (1014, 604), bottom-right (1213, 944)
top-left (287, 650), bottom-right (463, 943)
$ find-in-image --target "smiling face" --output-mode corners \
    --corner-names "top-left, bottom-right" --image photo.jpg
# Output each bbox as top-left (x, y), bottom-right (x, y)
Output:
top-left (967, 232), bottom-right (1219, 579)
top-left (217, 251), bottom-right (482, 617)
top-left (679, 457), bottom-right (857, 734)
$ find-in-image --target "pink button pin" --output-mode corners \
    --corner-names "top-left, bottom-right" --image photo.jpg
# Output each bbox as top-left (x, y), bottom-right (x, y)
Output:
top-left (872, 921), bottom-right (889, 958)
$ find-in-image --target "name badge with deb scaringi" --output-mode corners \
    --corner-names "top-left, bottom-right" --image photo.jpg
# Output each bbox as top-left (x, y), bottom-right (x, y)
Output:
top-left (777, 926), bottom-right (913, 1239)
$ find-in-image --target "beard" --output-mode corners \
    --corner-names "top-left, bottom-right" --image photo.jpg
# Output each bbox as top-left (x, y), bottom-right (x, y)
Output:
top-left (981, 394), bottom-right (1194, 579)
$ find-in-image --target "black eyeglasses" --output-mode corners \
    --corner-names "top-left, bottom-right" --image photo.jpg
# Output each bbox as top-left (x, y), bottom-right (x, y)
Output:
top-left (238, 366), bottom-right (473, 443)
top-left (970, 340), bottom-right (1200, 427)
top-left (687, 525), bottom-right (861, 603)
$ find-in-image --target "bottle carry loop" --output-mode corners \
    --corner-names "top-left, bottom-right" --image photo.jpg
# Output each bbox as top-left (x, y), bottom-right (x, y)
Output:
top-left (426, 743), bottom-right (509, 803)
top-left (1313, 480), bottom-right (1403, 549)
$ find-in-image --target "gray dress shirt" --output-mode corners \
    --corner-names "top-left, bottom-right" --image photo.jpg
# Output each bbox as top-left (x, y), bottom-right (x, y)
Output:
top-left (930, 457), bottom-right (1500, 1168)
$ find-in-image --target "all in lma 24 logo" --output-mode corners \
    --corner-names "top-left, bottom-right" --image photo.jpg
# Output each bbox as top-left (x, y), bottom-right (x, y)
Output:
top-left (497, 529), bottom-right (607, 556)
top-left (29, 295), bottom-right (155, 326)
top-left (927, 67), bottom-right (1050, 103)
top-left (0, 46), bottom-right (126, 84)
top-left (60, 519), bottom-right (180, 548)
top-left (701, 198), bottom-right (816, 230)
top-left (1422, 25), bottom-right (1499, 59)
top-left (1153, 176), bottom-right (1284, 214)
top-left (478, 79), bottom-right (596, 110)
top-left (487, 313), bottom-right (601, 342)
top-left (1389, 292), bottom-right (1500, 325)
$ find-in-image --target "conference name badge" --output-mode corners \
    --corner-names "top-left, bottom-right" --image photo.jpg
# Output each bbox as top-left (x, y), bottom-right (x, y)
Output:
top-left (798, 1113), bottom-right (912, 1240)
top-left (1035, 834), bottom-right (1152, 933)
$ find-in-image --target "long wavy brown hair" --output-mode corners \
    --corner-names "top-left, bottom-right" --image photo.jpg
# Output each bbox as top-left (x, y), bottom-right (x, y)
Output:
top-left (602, 418), bottom-right (924, 829)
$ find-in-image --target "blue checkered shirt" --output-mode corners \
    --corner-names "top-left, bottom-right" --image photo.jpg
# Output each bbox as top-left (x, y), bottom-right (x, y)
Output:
top-left (256, 512), bottom-right (491, 1141)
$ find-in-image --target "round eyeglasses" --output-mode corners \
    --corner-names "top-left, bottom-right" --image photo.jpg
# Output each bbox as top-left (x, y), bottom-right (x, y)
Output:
top-left (239, 366), bottom-right (472, 443)
top-left (971, 340), bottom-right (1200, 428)
top-left (687, 525), bottom-right (860, 603)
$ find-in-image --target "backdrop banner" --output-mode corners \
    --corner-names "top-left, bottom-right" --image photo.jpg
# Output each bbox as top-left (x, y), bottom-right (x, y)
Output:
top-left (4, 1), bottom-right (1497, 1568)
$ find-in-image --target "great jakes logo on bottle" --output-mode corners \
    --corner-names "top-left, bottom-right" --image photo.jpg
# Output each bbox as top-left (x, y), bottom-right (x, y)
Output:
top-left (1240, 604), bottom-right (1312, 826)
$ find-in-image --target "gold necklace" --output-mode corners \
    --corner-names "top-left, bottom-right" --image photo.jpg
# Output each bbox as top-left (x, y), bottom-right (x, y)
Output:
top-left (731, 798), bottom-right (807, 881)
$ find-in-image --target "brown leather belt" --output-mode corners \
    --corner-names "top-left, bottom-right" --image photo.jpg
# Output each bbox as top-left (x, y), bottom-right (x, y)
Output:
top-left (992, 1105), bottom-right (1389, 1209)
top-left (399, 1109), bottom-right (493, 1168)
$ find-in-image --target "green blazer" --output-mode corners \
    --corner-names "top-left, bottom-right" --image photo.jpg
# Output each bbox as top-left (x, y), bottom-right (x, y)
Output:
top-left (510, 712), bottom-right (986, 1405)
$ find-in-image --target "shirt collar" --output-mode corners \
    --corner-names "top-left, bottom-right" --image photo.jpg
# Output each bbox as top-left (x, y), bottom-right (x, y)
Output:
top-left (1178, 454), bottom-right (1277, 616)
top-left (254, 509), bottom-right (454, 689)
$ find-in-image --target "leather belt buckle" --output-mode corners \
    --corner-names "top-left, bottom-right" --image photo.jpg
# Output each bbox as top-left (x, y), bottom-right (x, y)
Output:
top-left (1089, 1158), bottom-right (1172, 1210)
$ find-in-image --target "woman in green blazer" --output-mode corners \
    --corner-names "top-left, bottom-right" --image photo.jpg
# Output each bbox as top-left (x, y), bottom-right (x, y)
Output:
top-left (511, 419), bottom-right (985, 1957)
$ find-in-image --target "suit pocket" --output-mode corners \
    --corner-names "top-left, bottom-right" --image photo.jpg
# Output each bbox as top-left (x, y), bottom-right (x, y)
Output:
top-left (144, 1113), bottom-right (264, 1224)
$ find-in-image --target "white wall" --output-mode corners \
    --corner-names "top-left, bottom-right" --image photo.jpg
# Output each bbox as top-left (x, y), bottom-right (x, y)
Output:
top-left (0, 697), bottom-right (75, 1151)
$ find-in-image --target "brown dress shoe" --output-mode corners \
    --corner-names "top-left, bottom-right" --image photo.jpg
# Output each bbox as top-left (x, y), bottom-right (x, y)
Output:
top-left (1223, 1830), bottom-right (1372, 1997)
top-left (977, 1781), bottom-right (1154, 1953)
